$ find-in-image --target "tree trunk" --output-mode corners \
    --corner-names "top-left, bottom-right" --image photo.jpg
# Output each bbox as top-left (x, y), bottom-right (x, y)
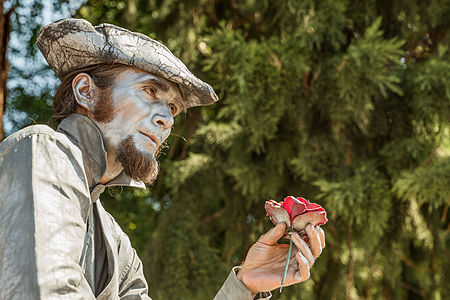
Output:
top-left (0, 0), bottom-right (13, 141)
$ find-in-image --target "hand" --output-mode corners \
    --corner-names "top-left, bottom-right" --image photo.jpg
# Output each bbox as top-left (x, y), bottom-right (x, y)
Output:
top-left (237, 223), bottom-right (325, 294)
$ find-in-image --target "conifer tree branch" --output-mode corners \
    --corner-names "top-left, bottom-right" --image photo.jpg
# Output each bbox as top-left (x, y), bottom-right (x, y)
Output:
top-left (396, 253), bottom-right (435, 274)
top-left (346, 219), bottom-right (354, 300)
top-left (442, 223), bottom-right (450, 241)
top-left (440, 203), bottom-right (448, 224)
top-left (202, 208), bottom-right (226, 223)
top-left (400, 281), bottom-right (425, 298)
top-left (418, 149), bottom-right (436, 168)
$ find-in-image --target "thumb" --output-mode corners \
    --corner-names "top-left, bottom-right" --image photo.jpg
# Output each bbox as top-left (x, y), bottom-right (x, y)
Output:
top-left (258, 223), bottom-right (287, 245)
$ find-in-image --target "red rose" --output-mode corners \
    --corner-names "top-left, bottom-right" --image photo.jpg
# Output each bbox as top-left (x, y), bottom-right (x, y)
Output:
top-left (265, 196), bottom-right (327, 233)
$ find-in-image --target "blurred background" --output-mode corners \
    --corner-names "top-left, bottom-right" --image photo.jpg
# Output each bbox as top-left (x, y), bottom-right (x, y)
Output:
top-left (0, 0), bottom-right (449, 299)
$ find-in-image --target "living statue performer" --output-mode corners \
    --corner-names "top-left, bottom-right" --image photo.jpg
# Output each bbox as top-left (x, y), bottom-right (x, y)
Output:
top-left (0, 19), bottom-right (325, 300)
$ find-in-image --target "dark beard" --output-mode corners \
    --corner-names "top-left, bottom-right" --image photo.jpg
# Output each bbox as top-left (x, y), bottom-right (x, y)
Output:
top-left (115, 136), bottom-right (159, 184)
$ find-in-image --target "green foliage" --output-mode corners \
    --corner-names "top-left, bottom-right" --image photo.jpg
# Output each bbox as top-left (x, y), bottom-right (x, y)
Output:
top-left (146, 201), bottom-right (227, 299)
top-left (394, 157), bottom-right (450, 208)
top-left (103, 187), bottom-right (158, 252)
top-left (315, 161), bottom-right (392, 244)
top-left (4, 0), bottom-right (82, 132)
top-left (5, 0), bottom-right (450, 299)
top-left (335, 17), bottom-right (405, 124)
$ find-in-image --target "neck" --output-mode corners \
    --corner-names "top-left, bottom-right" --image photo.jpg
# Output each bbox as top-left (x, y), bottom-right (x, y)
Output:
top-left (100, 150), bottom-right (123, 184)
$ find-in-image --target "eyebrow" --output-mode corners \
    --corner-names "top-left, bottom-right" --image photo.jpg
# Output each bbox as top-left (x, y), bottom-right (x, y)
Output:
top-left (141, 78), bottom-right (169, 92)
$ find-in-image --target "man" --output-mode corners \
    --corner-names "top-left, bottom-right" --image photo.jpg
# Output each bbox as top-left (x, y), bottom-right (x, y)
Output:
top-left (0, 19), bottom-right (325, 299)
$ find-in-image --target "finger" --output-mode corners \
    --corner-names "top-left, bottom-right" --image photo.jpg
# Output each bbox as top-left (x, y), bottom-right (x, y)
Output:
top-left (316, 226), bottom-right (325, 249)
top-left (291, 232), bottom-right (315, 266)
top-left (294, 252), bottom-right (310, 282)
top-left (306, 224), bottom-right (322, 258)
top-left (258, 223), bottom-right (286, 246)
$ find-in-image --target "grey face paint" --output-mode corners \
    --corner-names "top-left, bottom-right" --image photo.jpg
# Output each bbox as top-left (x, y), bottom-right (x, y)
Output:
top-left (93, 67), bottom-right (183, 183)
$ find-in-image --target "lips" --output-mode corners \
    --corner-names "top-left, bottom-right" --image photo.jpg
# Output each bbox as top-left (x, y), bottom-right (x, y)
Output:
top-left (139, 131), bottom-right (160, 147)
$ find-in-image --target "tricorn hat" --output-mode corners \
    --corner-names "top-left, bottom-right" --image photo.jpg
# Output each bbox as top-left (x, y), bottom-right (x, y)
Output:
top-left (37, 18), bottom-right (218, 108)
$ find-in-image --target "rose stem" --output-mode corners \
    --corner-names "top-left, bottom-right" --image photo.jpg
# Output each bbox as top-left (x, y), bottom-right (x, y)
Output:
top-left (280, 236), bottom-right (293, 293)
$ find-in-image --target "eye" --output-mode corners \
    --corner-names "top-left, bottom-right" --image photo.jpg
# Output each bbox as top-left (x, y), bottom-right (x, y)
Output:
top-left (168, 103), bottom-right (178, 116)
top-left (144, 87), bottom-right (157, 97)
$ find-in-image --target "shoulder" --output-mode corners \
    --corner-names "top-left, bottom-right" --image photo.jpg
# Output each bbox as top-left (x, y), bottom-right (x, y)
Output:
top-left (2, 124), bottom-right (56, 144)
top-left (0, 124), bottom-right (91, 220)
top-left (0, 124), bottom-right (81, 160)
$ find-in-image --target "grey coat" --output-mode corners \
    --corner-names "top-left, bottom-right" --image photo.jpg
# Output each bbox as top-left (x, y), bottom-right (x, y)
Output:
top-left (0, 114), bottom-right (268, 300)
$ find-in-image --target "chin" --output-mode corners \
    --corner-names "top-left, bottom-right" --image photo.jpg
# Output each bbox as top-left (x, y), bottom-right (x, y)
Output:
top-left (135, 133), bottom-right (159, 156)
top-left (116, 135), bottom-right (160, 184)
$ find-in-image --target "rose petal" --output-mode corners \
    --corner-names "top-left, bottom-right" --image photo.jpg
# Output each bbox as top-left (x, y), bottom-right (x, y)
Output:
top-left (265, 200), bottom-right (291, 227)
top-left (295, 196), bottom-right (325, 212)
top-left (294, 197), bottom-right (308, 205)
top-left (282, 196), bottom-right (307, 222)
top-left (292, 211), bottom-right (328, 232)
top-left (305, 202), bottom-right (324, 211)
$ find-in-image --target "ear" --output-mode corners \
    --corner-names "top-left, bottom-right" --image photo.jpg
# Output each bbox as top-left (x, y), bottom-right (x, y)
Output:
top-left (72, 73), bottom-right (97, 111)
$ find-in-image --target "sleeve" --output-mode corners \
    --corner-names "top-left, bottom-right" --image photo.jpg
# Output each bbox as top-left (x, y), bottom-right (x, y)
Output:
top-left (213, 267), bottom-right (272, 300)
top-left (0, 132), bottom-right (95, 300)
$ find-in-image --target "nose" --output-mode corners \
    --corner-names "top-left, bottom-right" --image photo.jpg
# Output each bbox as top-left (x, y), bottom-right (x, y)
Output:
top-left (151, 104), bottom-right (174, 129)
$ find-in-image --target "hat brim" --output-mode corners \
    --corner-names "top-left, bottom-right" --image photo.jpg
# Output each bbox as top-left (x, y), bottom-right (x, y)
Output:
top-left (37, 18), bottom-right (218, 108)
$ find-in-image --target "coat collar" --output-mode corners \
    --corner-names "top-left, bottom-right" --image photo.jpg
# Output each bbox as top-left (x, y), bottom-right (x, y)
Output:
top-left (57, 114), bottom-right (146, 191)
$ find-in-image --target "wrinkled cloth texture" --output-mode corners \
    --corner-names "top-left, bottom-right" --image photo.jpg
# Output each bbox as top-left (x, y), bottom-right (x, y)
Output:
top-left (0, 114), bottom-right (268, 299)
top-left (214, 267), bottom-right (272, 300)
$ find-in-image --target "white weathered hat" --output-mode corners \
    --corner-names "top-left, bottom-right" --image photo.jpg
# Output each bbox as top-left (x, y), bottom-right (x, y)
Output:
top-left (37, 18), bottom-right (218, 108)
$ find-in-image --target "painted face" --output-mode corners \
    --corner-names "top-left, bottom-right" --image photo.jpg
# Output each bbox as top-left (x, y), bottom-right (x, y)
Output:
top-left (93, 68), bottom-right (184, 182)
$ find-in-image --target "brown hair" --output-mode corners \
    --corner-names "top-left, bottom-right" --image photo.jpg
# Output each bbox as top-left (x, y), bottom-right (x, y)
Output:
top-left (53, 63), bottom-right (129, 123)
